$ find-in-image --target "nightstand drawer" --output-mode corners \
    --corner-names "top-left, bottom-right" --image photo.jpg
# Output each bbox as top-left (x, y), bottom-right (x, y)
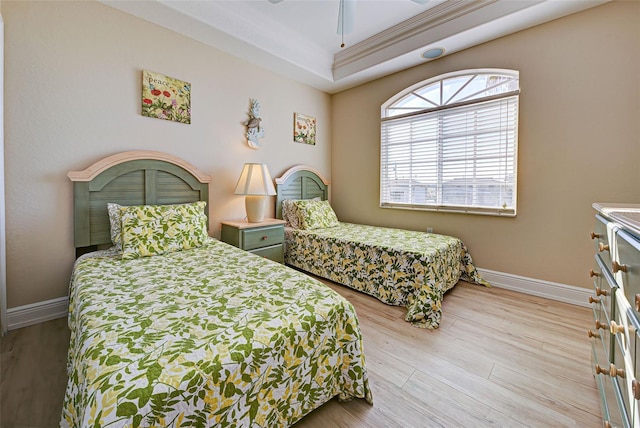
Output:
top-left (251, 244), bottom-right (284, 263)
top-left (220, 219), bottom-right (286, 264)
top-left (242, 226), bottom-right (284, 251)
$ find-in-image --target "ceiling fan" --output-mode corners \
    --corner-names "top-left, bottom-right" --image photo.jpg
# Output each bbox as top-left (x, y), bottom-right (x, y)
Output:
top-left (268, 0), bottom-right (430, 48)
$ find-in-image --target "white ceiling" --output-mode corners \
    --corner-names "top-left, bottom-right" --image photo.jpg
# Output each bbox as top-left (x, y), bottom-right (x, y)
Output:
top-left (101, 0), bottom-right (608, 94)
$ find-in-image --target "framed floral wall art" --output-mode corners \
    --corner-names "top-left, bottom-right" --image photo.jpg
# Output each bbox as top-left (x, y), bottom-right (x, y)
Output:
top-left (293, 112), bottom-right (316, 145)
top-left (141, 70), bottom-right (191, 124)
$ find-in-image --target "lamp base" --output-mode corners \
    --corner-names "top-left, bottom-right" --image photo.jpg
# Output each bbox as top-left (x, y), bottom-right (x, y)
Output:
top-left (245, 195), bottom-right (267, 223)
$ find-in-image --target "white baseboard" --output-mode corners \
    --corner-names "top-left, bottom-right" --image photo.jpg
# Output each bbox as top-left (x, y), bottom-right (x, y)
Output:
top-left (7, 296), bottom-right (68, 331)
top-left (3, 269), bottom-right (591, 331)
top-left (477, 268), bottom-right (591, 308)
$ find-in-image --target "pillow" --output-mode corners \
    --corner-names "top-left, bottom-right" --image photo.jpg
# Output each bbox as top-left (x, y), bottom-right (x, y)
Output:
top-left (107, 203), bottom-right (123, 252)
top-left (282, 200), bottom-right (301, 229)
top-left (292, 199), bottom-right (339, 230)
top-left (119, 201), bottom-right (208, 260)
top-left (282, 197), bottom-right (321, 229)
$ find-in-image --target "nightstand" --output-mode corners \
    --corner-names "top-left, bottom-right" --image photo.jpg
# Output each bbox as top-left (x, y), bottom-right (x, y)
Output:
top-left (220, 218), bottom-right (286, 263)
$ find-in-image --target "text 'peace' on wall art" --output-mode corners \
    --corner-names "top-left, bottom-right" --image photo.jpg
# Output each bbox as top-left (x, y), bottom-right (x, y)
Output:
top-left (141, 70), bottom-right (191, 124)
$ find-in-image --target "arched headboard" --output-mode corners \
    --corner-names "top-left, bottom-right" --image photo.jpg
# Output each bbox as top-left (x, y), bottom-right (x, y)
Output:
top-left (274, 165), bottom-right (330, 219)
top-left (68, 150), bottom-right (211, 256)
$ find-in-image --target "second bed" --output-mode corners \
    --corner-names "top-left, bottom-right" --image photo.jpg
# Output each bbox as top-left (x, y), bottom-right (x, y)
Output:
top-left (275, 165), bottom-right (490, 329)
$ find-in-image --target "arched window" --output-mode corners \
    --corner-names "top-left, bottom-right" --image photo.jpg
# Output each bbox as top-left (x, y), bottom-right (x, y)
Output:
top-left (380, 69), bottom-right (519, 216)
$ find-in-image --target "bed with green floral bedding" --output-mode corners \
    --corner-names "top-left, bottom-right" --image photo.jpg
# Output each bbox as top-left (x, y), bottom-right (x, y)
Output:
top-left (61, 237), bottom-right (372, 427)
top-left (284, 222), bottom-right (490, 329)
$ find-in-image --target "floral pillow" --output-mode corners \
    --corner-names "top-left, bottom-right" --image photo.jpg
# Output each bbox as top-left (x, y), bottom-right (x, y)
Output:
top-left (282, 197), bottom-right (321, 229)
top-left (282, 200), bottom-right (302, 229)
top-left (107, 203), bottom-right (124, 252)
top-left (119, 201), bottom-right (208, 260)
top-left (292, 199), bottom-right (339, 230)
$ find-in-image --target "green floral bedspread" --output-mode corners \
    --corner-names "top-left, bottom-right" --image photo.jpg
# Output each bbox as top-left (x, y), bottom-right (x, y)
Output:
top-left (62, 237), bottom-right (372, 427)
top-left (284, 223), bottom-right (489, 329)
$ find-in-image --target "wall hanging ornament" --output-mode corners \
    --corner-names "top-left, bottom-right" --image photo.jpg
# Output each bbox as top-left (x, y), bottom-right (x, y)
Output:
top-left (245, 99), bottom-right (265, 149)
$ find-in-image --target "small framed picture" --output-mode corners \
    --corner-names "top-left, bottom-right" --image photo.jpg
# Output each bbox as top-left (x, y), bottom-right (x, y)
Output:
top-left (293, 113), bottom-right (316, 145)
top-left (141, 70), bottom-right (191, 124)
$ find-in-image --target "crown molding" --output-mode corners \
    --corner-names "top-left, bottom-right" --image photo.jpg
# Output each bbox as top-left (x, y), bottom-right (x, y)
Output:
top-left (99, 0), bottom-right (610, 94)
top-left (334, 0), bottom-right (609, 85)
top-left (334, 0), bottom-right (494, 67)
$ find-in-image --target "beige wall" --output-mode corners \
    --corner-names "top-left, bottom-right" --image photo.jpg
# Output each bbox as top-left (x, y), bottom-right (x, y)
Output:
top-left (3, 1), bottom-right (638, 310)
top-left (331, 1), bottom-right (640, 289)
top-left (1, 1), bottom-right (331, 308)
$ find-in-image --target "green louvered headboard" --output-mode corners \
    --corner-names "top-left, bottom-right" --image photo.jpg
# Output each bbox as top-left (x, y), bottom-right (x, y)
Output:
top-left (274, 165), bottom-right (330, 219)
top-left (68, 151), bottom-right (211, 257)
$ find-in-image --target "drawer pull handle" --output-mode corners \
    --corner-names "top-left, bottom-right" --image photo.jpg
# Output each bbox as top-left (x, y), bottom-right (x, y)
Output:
top-left (595, 320), bottom-right (609, 330)
top-left (588, 296), bottom-right (601, 304)
top-left (262, 236), bottom-right (268, 240)
top-left (610, 320), bottom-right (625, 334)
top-left (635, 294), bottom-right (640, 312)
top-left (591, 232), bottom-right (601, 240)
top-left (633, 380), bottom-right (640, 400)
top-left (612, 261), bottom-right (628, 273)
top-left (595, 287), bottom-right (608, 296)
top-left (595, 363), bottom-right (626, 378)
top-left (598, 242), bottom-right (610, 252)
top-left (589, 269), bottom-right (600, 278)
top-left (610, 363), bottom-right (626, 378)
top-left (587, 329), bottom-right (598, 338)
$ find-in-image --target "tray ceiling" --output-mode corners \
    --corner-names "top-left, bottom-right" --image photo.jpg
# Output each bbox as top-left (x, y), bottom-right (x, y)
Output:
top-left (101, 0), bottom-right (609, 93)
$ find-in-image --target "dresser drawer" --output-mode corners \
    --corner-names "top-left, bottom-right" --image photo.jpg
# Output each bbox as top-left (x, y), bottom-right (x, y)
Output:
top-left (594, 341), bottom-right (627, 428)
top-left (621, 315), bottom-right (640, 428)
top-left (611, 333), bottom-right (633, 427)
top-left (592, 253), bottom-right (604, 292)
top-left (598, 254), bottom-right (620, 363)
top-left (594, 254), bottom-right (616, 321)
top-left (611, 291), bottom-right (640, 428)
top-left (595, 214), bottom-right (615, 272)
top-left (617, 230), bottom-right (640, 320)
top-left (590, 305), bottom-right (611, 367)
top-left (242, 225), bottom-right (284, 251)
top-left (611, 376), bottom-right (631, 428)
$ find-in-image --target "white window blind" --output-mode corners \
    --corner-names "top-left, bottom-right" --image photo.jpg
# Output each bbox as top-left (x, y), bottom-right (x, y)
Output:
top-left (381, 91), bottom-right (519, 216)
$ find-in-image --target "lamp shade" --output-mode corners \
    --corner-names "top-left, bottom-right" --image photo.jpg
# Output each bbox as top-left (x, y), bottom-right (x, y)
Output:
top-left (234, 163), bottom-right (276, 196)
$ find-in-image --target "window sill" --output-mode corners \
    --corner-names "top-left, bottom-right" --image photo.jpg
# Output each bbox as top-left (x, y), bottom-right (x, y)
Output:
top-left (380, 203), bottom-right (516, 217)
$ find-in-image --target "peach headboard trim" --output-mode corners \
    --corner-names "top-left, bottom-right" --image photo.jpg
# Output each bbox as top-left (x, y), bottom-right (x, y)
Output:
top-left (274, 164), bottom-right (330, 186)
top-left (67, 150), bottom-right (212, 183)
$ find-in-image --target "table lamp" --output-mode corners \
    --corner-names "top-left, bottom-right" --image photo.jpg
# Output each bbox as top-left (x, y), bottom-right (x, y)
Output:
top-left (234, 163), bottom-right (277, 223)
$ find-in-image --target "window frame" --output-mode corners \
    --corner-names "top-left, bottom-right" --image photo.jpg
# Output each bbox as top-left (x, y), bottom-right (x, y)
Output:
top-left (380, 68), bottom-right (520, 217)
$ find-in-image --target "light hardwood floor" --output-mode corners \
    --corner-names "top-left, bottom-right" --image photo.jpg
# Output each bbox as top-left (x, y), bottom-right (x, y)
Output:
top-left (1, 279), bottom-right (600, 427)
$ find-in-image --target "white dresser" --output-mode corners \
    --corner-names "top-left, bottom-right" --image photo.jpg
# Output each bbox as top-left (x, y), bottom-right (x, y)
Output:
top-left (590, 203), bottom-right (640, 428)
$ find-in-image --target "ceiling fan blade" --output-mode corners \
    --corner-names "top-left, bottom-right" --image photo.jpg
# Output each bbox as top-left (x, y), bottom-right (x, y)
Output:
top-left (337, 0), bottom-right (356, 35)
top-left (267, 0), bottom-right (285, 3)
top-left (411, 0), bottom-right (430, 4)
